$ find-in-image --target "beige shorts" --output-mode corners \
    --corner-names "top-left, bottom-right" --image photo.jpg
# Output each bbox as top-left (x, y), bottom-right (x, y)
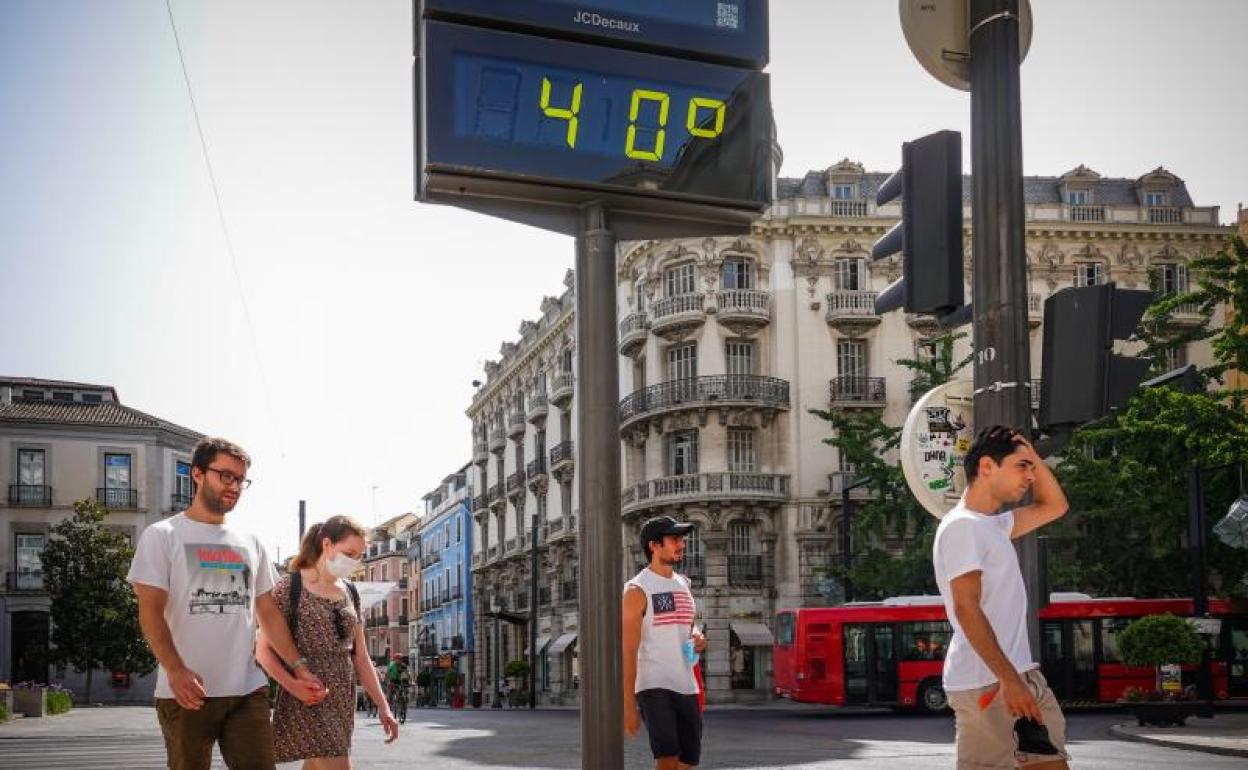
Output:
top-left (947, 668), bottom-right (1069, 769)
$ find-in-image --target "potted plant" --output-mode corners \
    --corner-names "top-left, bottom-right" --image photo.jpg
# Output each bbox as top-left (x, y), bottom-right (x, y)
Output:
top-left (1117, 614), bottom-right (1205, 726)
top-left (12, 682), bottom-right (48, 718)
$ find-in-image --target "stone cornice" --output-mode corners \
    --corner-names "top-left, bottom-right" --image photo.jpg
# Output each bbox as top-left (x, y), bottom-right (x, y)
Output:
top-left (467, 310), bottom-right (574, 421)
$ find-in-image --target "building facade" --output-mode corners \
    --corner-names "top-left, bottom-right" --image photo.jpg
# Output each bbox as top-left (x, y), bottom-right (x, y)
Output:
top-left (414, 465), bottom-right (475, 704)
top-left (0, 377), bottom-right (202, 701)
top-left (362, 512), bottom-right (418, 663)
top-left (466, 163), bottom-right (1230, 704)
top-left (467, 273), bottom-right (581, 706)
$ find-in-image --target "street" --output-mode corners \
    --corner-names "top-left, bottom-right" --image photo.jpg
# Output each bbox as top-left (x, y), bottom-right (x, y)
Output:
top-left (0, 706), bottom-right (1242, 769)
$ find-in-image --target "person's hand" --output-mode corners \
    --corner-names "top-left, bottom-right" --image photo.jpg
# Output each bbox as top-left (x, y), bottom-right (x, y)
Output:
top-left (168, 665), bottom-right (207, 710)
top-left (293, 665), bottom-right (325, 691)
top-left (1011, 432), bottom-right (1041, 465)
top-left (692, 629), bottom-right (707, 653)
top-left (994, 675), bottom-right (1043, 722)
top-left (288, 677), bottom-right (328, 707)
top-left (379, 709), bottom-right (400, 743)
top-left (624, 702), bottom-right (641, 737)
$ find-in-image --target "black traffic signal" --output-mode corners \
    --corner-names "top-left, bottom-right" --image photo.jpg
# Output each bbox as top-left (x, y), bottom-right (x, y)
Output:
top-left (872, 129), bottom-right (964, 317)
top-left (1038, 283), bottom-right (1153, 431)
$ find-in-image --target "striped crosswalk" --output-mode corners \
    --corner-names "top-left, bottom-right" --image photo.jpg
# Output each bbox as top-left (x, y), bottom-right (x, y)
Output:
top-left (0, 734), bottom-right (224, 769)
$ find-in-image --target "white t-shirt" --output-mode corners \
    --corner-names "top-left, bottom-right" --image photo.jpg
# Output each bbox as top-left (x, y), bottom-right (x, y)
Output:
top-left (932, 501), bottom-right (1036, 691)
top-left (127, 513), bottom-right (277, 698)
top-left (625, 568), bottom-right (699, 695)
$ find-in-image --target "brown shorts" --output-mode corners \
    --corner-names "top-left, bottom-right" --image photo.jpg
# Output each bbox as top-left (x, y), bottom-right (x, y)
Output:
top-left (947, 669), bottom-right (1069, 769)
top-left (156, 687), bottom-right (276, 770)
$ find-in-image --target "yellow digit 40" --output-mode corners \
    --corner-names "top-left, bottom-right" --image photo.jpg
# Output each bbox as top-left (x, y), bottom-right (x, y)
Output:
top-left (541, 77), bottom-right (582, 148)
top-left (625, 89), bottom-right (670, 161)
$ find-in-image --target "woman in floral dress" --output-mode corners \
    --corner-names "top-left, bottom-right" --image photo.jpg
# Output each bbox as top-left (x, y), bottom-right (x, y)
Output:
top-left (257, 515), bottom-right (398, 768)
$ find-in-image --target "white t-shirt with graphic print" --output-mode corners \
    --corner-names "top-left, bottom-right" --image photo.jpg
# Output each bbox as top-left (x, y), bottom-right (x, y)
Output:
top-left (932, 501), bottom-right (1036, 692)
top-left (127, 513), bottom-right (277, 698)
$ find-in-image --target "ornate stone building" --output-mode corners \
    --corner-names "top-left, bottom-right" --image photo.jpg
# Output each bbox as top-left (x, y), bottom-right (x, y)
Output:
top-left (467, 271), bottom-right (580, 705)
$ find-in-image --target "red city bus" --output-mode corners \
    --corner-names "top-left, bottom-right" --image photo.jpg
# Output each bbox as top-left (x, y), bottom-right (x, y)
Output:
top-left (773, 594), bottom-right (1248, 713)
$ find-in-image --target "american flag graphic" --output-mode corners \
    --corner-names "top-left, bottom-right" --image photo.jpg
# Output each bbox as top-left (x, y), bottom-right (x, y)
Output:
top-left (651, 590), bottom-right (696, 627)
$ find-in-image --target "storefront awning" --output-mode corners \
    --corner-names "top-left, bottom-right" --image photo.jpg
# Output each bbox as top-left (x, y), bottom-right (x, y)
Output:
top-left (528, 635), bottom-right (551, 655)
top-left (547, 632), bottom-right (577, 655)
top-left (730, 621), bottom-right (774, 646)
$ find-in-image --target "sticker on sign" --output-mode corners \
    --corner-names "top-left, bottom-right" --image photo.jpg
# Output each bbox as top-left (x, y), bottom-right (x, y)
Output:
top-left (900, 379), bottom-right (975, 518)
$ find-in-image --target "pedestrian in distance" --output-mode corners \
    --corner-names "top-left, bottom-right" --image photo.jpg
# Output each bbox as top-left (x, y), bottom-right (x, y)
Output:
top-left (128, 437), bottom-right (325, 770)
top-left (933, 426), bottom-right (1072, 769)
top-left (256, 515), bottom-right (399, 768)
top-left (623, 515), bottom-right (707, 770)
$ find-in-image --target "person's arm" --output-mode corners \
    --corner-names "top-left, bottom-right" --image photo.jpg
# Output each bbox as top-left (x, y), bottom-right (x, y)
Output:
top-left (622, 585), bottom-right (645, 736)
top-left (352, 622), bottom-right (398, 742)
top-left (255, 592), bottom-right (324, 688)
top-left (255, 626), bottom-right (326, 707)
top-left (949, 570), bottom-right (1044, 722)
top-left (133, 583), bottom-right (207, 710)
top-left (1009, 436), bottom-right (1070, 539)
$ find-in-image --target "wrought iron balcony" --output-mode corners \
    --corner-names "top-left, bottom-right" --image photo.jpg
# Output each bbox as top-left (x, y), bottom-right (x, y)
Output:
top-left (650, 293), bottom-right (705, 340)
top-left (728, 554), bottom-right (763, 587)
top-left (471, 552), bottom-right (483, 568)
top-left (828, 376), bottom-right (886, 408)
top-left (473, 440), bottom-right (489, 464)
top-left (507, 412), bottom-right (527, 439)
top-left (715, 289), bottom-right (771, 331)
top-left (621, 472), bottom-right (789, 516)
top-left (619, 374), bottom-right (790, 428)
top-left (618, 312), bottom-right (650, 357)
top-left (506, 471), bottom-right (526, 498)
top-left (526, 457), bottom-right (547, 487)
top-left (527, 393), bottom-right (548, 424)
top-left (5, 571), bottom-right (44, 592)
top-left (489, 482), bottom-right (506, 509)
top-left (549, 440), bottom-right (574, 476)
top-left (825, 290), bottom-right (881, 330)
top-left (96, 488), bottom-right (138, 509)
top-left (550, 372), bottom-right (575, 407)
top-left (472, 494), bottom-right (488, 513)
top-left (488, 427), bottom-right (506, 453)
top-left (8, 484), bottom-right (51, 507)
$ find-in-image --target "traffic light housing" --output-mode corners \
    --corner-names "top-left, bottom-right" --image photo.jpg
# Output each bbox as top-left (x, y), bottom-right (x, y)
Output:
top-left (1038, 283), bottom-right (1153, 431)
top-left (872, 129), bottom-right (964, 317)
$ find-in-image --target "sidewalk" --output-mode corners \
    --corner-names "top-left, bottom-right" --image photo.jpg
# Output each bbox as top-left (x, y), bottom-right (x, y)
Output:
top-left (1109, 711), bottom-right (1248, 758)
top-left (0, 704), bottom-right (156, 739)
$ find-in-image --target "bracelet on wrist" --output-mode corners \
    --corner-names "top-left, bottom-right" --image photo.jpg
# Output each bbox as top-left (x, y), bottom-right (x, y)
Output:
top-left (288, 657), bottom-right (308, 672)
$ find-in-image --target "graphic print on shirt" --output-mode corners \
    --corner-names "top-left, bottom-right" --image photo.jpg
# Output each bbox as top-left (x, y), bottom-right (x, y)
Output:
top-left (651, 590), bottom-right (696, 627)
top-left (184, 544), bottom-right (253, 615)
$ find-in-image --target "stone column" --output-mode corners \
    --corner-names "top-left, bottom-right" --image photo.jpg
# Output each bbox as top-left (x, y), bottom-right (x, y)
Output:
top-left (700, 528), bottom-right (731, 702)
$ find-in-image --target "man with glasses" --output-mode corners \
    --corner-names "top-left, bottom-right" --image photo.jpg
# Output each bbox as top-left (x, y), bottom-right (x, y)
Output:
top-left (128, 437), bottom-right (323, 770)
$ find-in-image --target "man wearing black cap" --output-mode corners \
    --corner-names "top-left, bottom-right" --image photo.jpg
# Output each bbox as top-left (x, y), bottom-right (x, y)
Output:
top-left (623, 515), bottom-right (707, 770)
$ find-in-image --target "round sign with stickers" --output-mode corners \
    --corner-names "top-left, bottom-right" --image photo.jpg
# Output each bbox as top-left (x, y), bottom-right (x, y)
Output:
top-left (900, 379), bottom-right (975, 519)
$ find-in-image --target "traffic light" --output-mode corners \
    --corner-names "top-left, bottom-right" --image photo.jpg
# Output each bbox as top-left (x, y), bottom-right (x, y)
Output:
top-left (1038, 283), bottom-right (1153, 431)
top-left (871, 129), bottom-right (964, 317)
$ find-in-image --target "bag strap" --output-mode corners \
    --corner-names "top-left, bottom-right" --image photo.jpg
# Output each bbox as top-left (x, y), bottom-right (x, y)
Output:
top-left (345, 580), bottom-right (361, 616)
top-left (287, 571), bottom-right (303, 642)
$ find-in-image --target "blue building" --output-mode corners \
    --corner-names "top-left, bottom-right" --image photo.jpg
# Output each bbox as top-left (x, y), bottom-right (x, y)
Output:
top-left (414, 463), bottom-right (474, 704)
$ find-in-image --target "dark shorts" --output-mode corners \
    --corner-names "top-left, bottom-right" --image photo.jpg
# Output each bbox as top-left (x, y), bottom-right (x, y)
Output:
top-left (636, 688), bottom-right (702, 766)
top-left (155, 687), bottom-right (276, 770)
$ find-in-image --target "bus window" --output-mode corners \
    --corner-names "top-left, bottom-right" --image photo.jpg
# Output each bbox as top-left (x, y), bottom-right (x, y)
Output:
top-left (776, 612), bottom-right (795, 646)
top-left (1100, 618), bottom-right (1131, 663)
top-left (901, 621), bottom-right (951, 661)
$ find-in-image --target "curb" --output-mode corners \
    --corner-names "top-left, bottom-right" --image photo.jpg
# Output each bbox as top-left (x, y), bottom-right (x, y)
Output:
top-left (1108, 723), bottom-right (1248, 759)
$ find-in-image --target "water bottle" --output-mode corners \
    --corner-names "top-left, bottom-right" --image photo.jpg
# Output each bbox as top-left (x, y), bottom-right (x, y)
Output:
top-left (682, 637), bottom-right (698, 666)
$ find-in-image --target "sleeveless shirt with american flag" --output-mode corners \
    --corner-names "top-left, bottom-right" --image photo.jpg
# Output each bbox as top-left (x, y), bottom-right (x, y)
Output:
top-left (626, 567), bottom-right (699, 695)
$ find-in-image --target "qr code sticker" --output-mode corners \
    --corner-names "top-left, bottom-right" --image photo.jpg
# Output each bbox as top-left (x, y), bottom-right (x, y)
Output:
top-left (716, 2), bottom-right (740, 30)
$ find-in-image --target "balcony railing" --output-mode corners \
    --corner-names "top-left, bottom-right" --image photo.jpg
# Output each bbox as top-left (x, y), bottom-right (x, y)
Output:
top-left (715, 289), bottom-right (770, 324)
top-left (619, 375), bottom-right (790, 424)
top-left (171, 492), bottom-right (192, 511)
top-left (396, 614), bottom-right (408, 626)
top-left (1070, 204), bottom-right (1105, 223)
top-left (96, 488), bottom-right (138, 509)
top-left (527, 393), bottom-right (548, 423)
top-left (651, 292), bottom-right (705, 321)
top-left (728, 554), bottom-right (763, 586)
top-left (471, 552), bottom-right (483, 568)
top-left (489, 427), bottom-right (506, 452)
top-left (507, 471), bottom-right (525, 496)
top-left (508, 412), bottom-right (527, 438)
top-left (550, 440), bottom-right (574, 469)
top-left (8, 484), bottom-right (51, 507)
top-left (526, 457), bottom-right (547, 480)
top-left (825, 290), bottom-right (880, 321)
top-left (829, 199), bottom-right (869, 217)
top-left (504, 537), bottom-right (517, 554)
top-left (621, 472), bottom-right (788, 514)
top-left (551, 371), bottom-right (575, 406)
top-left (488, 544), bottom-right (499, 560)
top-left (618, 312), bottom-right (650, 356)
top-left (473, 441), bottom-right (489, 462)
top-left (828, 376), bottom-right (886, 406)
top-left (5, 571), bottom-right (44, 592)
top-left (1148, 206), bottom-right (1183, 224)
top-left (472, 494), bottom-right (488, 512)
top-left (488, 482), bottom-right (505, 503)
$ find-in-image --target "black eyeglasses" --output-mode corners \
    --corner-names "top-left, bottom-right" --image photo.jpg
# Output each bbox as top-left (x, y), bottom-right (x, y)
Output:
top-left (204, 467), bottom-right (252, 489)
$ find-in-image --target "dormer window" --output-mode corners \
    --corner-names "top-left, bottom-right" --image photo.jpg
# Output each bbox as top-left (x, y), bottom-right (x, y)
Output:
top-left (832, 183), bottom-right (855, 200)
top-left (1145, 191), bottom-right (1168, 207)
top-left (1068, 189), bottom-right (1090, 205)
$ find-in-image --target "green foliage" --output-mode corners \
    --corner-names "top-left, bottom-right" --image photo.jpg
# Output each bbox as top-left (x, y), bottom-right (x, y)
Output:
top-left (443, 670), bottom-right (460, 688)
top-left (46, 690), bottom-right (73, 715)
top-left (504, 659), bottom-right (530, 680)
top-left (810, 332), bottom-right (968, 600)
top-left (41, 499), bottom-right (156, 703)
top-left (0, 703), bottom-right (8, 722)
top-left (1118, 614), bottom-right (1204, 667)
top-left (415, 670), bottom-right (432, 688)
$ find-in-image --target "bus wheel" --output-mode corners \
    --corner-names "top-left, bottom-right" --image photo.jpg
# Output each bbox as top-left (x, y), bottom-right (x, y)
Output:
top-left (917, 680), bottom-right (949, 715)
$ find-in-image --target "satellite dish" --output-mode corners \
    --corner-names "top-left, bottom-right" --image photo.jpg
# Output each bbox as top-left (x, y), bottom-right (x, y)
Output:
top-left (899, 379), bottom-right (975, 519)
top-left (900, 0), bottom-right (1034, 92)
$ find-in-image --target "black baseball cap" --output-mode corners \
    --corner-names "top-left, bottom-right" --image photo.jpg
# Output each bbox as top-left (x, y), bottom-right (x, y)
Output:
top-left (639, 515), bottom-right (695, 556)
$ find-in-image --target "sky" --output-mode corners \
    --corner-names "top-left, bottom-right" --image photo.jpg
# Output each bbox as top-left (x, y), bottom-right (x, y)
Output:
top-left (1, 0), bottom-right (1245, 560)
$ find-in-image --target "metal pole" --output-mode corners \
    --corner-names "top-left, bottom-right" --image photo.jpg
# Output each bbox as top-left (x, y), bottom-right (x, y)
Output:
top-left (1179, 368), bottom-right (1213, 708)
top-left (841, 488), bottom-right (854, 604)
top-left (529, 510), bottom-right (538, 709)
top-left (576, 201), bottom-right (623, 770)
top-left (298, 499), bottom-right (306, 540)
top-left (969, 0), bottom-right (1038, 654)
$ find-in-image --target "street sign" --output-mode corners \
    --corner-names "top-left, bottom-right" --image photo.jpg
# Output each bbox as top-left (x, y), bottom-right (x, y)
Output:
top-left (900, 379), bottom-right (975, 519)
top-left (416, 20), bottom-right (773, 235)
top-left (421, 0), bottom-right (769, 68)
top-left (899, 0), bottom-right (1033, 91)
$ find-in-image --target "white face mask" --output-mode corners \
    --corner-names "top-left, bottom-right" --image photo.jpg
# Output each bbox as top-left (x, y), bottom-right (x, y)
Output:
top-left (326, 550), bottom-right (362, 579)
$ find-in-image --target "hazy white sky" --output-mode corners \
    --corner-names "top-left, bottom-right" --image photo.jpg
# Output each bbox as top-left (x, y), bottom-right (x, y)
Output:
top-left (2, 0), bottom-right (1244, 558)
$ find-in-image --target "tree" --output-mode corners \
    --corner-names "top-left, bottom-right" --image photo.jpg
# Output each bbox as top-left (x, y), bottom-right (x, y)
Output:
top-left (41, 499), bottom-right (155, 702)
top-left (811, 332), bottom-right (971, 600)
